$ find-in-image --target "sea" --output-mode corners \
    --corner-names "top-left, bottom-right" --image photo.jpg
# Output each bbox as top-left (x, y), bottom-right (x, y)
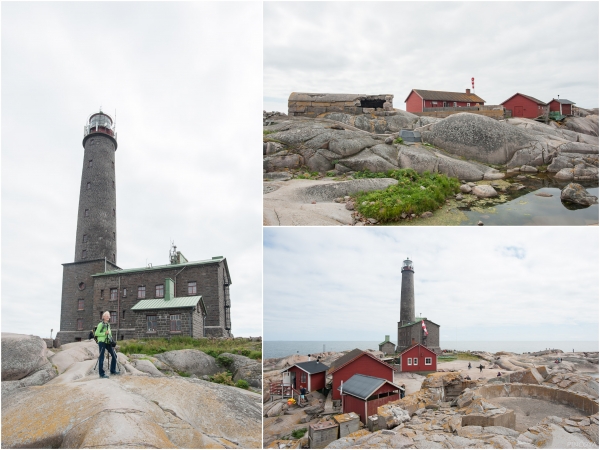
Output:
top-left (263, 340), bottom-right (599, 359)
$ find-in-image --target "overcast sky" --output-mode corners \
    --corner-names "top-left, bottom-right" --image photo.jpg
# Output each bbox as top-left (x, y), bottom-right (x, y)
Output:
top-left (264, 2), bottom-right (599, 113)
top-left (2, 2), bottom-right (262, 338)
top-left (264, 227), bottom-right (599, 343)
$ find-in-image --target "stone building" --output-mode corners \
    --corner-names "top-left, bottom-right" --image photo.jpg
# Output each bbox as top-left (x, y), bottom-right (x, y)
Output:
top-left (396, 258), bottom-right (440, 353)
top-left (57, 111), bottom-right (232, 344)
top-left (288, 93), bottom-right (394, 117)
top-left (379, 335), bottom-right (396, 355)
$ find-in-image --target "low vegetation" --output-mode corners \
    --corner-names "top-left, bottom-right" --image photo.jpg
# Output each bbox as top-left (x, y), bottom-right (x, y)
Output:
top-left (118, 336), bottom-right (261, 360)
top-left (353, 169), bottom-right (460, 222)
top-left (291, 428), bottom-right (307, 439)
top-left (210, 371), bottom-right (234, 386)
top-left (393, 137), bottom-right (404, 144)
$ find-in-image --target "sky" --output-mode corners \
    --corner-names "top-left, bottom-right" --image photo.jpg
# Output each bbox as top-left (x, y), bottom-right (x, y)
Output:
top-left (264, 227), bottom-right (599, 343)
top-left (264, 2), bottom-right (599, 113)
top-left (2, 3), bottom-right (263, 338)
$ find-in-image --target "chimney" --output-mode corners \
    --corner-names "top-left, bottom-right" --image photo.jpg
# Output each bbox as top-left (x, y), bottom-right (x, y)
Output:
top-left (466, 89), bottom-right (471, 94)
top-left (165, 278), bottom-right (174, 301)
top-left (308, 354), bottom-right (311, 361)
top-left (411, 337), bottom-right (416, 345)
top-left (385, 335), bottom-right (389, 342)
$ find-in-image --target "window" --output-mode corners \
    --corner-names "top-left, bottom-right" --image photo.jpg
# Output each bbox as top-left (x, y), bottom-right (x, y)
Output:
top-left (138, 286), bottom-right (146, 298)
top-left (110, 311), bottom-right (117, 324)
top-left (82, 249), bottom-right (87, 259)
top-left (78, 282), bottom-right (86, 290)
top-left (407, 358), bottom-right (412, 366)
top-left (75, 337), bottom-right (82, 342)
top-left (112, 209), bottom-right (115, 217)
top-left (123, 288), bottom-right (127, 297)
top-left (413, 358), bottom-right (418, 365)
top-left (112, 161), bottom-right (114, 169)
top-left (86, 182), bottom-right (91, 190)
top-left (112, 181), bottom-right (115, 189)
top-left (453, 102), bottom-right (457, 107)
top-left (432, 101), bottom-right (437, 105)
top-left (77, 319), bottom-right (83, 330)
top-left (110, 288), bottom-right (118, 301)
top-left (155, 284), bottom-right (164, 298)
top-left (78, 299), bottom-right (84, 310)
top-left (82, 234), bottom-right (88, 243)
top-left (467, 103), bottom-right (470, 107)
top-left (100, 289), bottom-right (104, 299)
top-left (113, 232), bottom-right (116, 240)
top-left (425, 357), bottom-right (432, 365)
top-left (443, 102), bottom-right (447, 107)
top-left (88, 160), bottom-right (93, 168)
top-left (301, 373), bottom-right (307, 383)
top-left (170, 314), bottom-right (182, 332)
top-left (188, 281), bottom-right (197, 295)
top-left (85, 209), bottom-right (89, 217)
top-left (147, 315), bottom-right (157, 332)
top-left (112, 253), bottom-right (115, 261)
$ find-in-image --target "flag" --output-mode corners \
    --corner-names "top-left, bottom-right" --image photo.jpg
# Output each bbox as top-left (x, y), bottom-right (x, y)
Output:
top-left (421, 320), bottom-right (428, 336)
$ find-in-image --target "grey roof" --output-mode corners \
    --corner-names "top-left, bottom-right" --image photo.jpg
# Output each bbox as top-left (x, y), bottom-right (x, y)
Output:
top-left (338, 374), bottom-right (401, 400)
top-left (398, 317), bottom-right (441, 329)
top-left (282, 360), bottom-right (329, 374)
top-left (131, 295), bottom-right (204, 311)
top-left (551, 98), bottom-right (575, 105)
top-left (406, 89), bottom-right (485, 104)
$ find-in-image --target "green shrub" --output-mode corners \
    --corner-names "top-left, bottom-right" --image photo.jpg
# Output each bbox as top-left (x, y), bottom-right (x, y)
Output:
top-left (210, 372), bottom-right (235, 386)
top-left (216, 354), bottom-right (234, 367)
top-left (248, 350), bottom-right (262, 360)
top-left (292, 428), bottom-right (307, 439)
top-left (393, 137), bottom-right (404, 144)
top-left (176, 370), bottom-right (191, 377)
top-left (236, 379), bottom-right (249, 389)
top-left (355, 169), bottom-right (460, 222)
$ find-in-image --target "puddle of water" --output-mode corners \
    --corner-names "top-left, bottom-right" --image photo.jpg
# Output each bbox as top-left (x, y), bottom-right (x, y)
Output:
top-left (459, 181), bottom-right (599, 226)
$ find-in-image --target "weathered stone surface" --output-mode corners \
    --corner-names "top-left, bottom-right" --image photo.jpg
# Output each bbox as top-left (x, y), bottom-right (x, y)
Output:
top-left (508, 367), bottom-right (544, 385)
top-left (297, 178), bottom-right (398, 203)
top-left (560, 183), bottom-right (599, 206)
top-left (471, 185), bottom-right (498, 198)
top-left (341, 147), bottom-right (399, 172)
top-left (264, 154), bottom-right (303, 172)
top-left (421, 113), bottom-right (533, 165)
top-left (1, 333), bottom-right (49, 381)
top-left (1, 375), bottom-right (261, 449)
top-left (156, 349), bottom-right (221, 377)
top-left (133, 359), bottom-right (165, 377)
top-left (398, 146), bottom-right (486, 181)
top-left (563, 115), bottom-right (599, 137)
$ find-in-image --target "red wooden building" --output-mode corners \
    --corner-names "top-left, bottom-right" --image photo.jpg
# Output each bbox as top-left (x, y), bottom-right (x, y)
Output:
top-left (405, 89), bottom-right (485, 113)
top-left (547, 98), bottom-right (575, 116)
top-left (398, 343), bottom-right (437, 372)
top-left (328, 349), bottom-right (394, 401)
top-left (281, 360), bottom-right (328, 392)
top-left (500, 93), bottom-right (547, 119)
top-left (339, 374), bottom-right (401, 423)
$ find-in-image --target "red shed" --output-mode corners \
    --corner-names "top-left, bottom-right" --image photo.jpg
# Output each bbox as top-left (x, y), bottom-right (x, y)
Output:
top-left (339, 374), bottom-right (401, 423)
top-left (500, 93), bottom-right (547, 119)
top-left (328, 349), bottom-right (394, 401)
top-left (281, 360), bottom-right (328, 392)
top-left (547, 98), bottom-right (575, 116)
top-left (405, 89), bottom-right (485, 113)
top-left (398, 343), bottom-right (437, 372)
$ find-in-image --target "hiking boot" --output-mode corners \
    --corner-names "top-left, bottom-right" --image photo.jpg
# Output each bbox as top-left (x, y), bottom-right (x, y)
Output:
top-left (111, 371), bottom-right (121, 376)
top-left (100, 374), bottom-right (110, 379)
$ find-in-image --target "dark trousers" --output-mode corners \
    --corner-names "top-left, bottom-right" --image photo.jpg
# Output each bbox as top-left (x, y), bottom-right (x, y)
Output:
top-left (98, 342), bottom-right (118, 376)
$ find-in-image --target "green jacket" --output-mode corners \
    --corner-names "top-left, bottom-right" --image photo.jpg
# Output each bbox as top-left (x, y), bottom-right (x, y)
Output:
top-left (95, 321), bottom-right (112, 343)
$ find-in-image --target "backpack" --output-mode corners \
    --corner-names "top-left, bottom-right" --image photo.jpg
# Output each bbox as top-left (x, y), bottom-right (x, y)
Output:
top-left (89, 326), bottom-right (98, 343)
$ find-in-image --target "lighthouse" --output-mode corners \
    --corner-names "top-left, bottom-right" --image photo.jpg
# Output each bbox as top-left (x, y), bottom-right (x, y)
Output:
top-left (74, 111), bottom-right (118, 264)
top-left (399, 257), bottom-right (415, 326)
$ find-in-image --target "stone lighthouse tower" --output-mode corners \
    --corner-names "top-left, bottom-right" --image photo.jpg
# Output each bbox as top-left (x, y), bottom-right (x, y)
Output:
top-left (74, 111), bottom-right (118, 263)
top-left (399, 257), bottom-right (415, 326)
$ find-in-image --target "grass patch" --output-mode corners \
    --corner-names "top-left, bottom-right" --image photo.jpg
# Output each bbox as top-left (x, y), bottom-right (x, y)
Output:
top-left (291, 428), bottom-right (307, 439)
top-left (263, 130), bottom-right (276, 135)
top-left (176, 370), bottom-right (191, 377)
top-left (456, 352), bottom-right (481, 361)
top-left (235, 379), bottom-right (249, 389)
top-left (354, 169), bottom-right (460, 222)
top-left (393, 137), bottom-right (404, 144)
top-left (438, 355), bottom-right (457, 361)
top-left (295, 171), bottom-right (320, 179)
top-left (210, 371), bottom-right (235, 386)
top-left (118, 336), bottom-right (261, 359)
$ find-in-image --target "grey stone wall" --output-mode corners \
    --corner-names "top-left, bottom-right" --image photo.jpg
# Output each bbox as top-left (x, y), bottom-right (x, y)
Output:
top-left (92, 260), bottom-right (231, 339)
top-left (133, 308), bottom-right (202, 339)
top-left (74, 133), bottom-right (117, 264)
top-left (379, 342), bottom-right (396, 355)
top-left (58, 259), bottom-right (119, 343)
top-left (397, 320), bottom-right (440, 351)
top-left (288, 93), bottom-right (394, 118)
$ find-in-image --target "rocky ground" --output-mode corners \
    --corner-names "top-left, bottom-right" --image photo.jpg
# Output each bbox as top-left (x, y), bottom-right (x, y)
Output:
top-left (262, 349), bottom-right (599, 449)
top-left (263, 110), bottom-right (599, 226)
top-left (1, 333), bottom-right (262, 448)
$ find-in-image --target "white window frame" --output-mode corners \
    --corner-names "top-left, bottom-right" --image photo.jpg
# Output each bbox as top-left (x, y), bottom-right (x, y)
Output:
top-left (467, 103), bottom-right (470, 107)
top-left (425, 357), bottom-right (432, 365)
top-left (407, 358), bottom-right (412, 366)
top-left (453, 102), bottom-right (457, 107)
top-left (413, 358), bottom-right (418, 365)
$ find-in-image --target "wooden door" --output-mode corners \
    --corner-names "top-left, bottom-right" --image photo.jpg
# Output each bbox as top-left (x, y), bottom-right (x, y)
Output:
top-left (514, 106), bottom-right (523, 117)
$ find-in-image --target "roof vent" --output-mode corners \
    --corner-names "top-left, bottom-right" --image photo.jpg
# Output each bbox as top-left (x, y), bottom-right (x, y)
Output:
top-left (212, 256), bottom-right (223, 260)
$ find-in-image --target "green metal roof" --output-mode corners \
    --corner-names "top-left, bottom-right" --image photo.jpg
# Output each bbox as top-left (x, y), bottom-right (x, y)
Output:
top-left (92, 257), bottom-right (225, 277)
top-left (131, 295), bottom-right (203, 311)
top-left (399, 317), bottom-right (441, 329)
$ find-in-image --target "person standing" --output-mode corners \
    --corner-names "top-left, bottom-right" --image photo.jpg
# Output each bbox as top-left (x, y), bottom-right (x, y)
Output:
top-left (400, 384), bottom-right (406, 399)
top-left (95, 311), bottom-right (119, 378)
top-left (478, 364), bottom-right (484, 373)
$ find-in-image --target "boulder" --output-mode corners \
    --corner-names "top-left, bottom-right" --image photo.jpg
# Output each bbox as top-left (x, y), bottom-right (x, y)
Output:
top-left (509, 367), bottom-right (544, 385)
top-left (397, 145), bottom-right (486, 181)
top-left (133, 359), bottom-right (165, 377)
top-left (1, 375), bottom-right (261, 449)
top-left (296, 178), bottom-right (398, 203)
top-left (560, 183), bottom-right (598, 206)
top-left (264, 154), bottom-right (303, 172)
top-left (1, 333), bottom-right (50, 381)
top-left (50, 340), bottom-right (99, 374)
top-left (340, 147), bottom-right (399, 172)
top-left (217, 353), bottom-right (262, 388)
top-left (421, 113), bottom-right (533, 165)
top-left (156, 349), bottom-right (221, 377)
top-left (471, 185), bottom-right (498, 198)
